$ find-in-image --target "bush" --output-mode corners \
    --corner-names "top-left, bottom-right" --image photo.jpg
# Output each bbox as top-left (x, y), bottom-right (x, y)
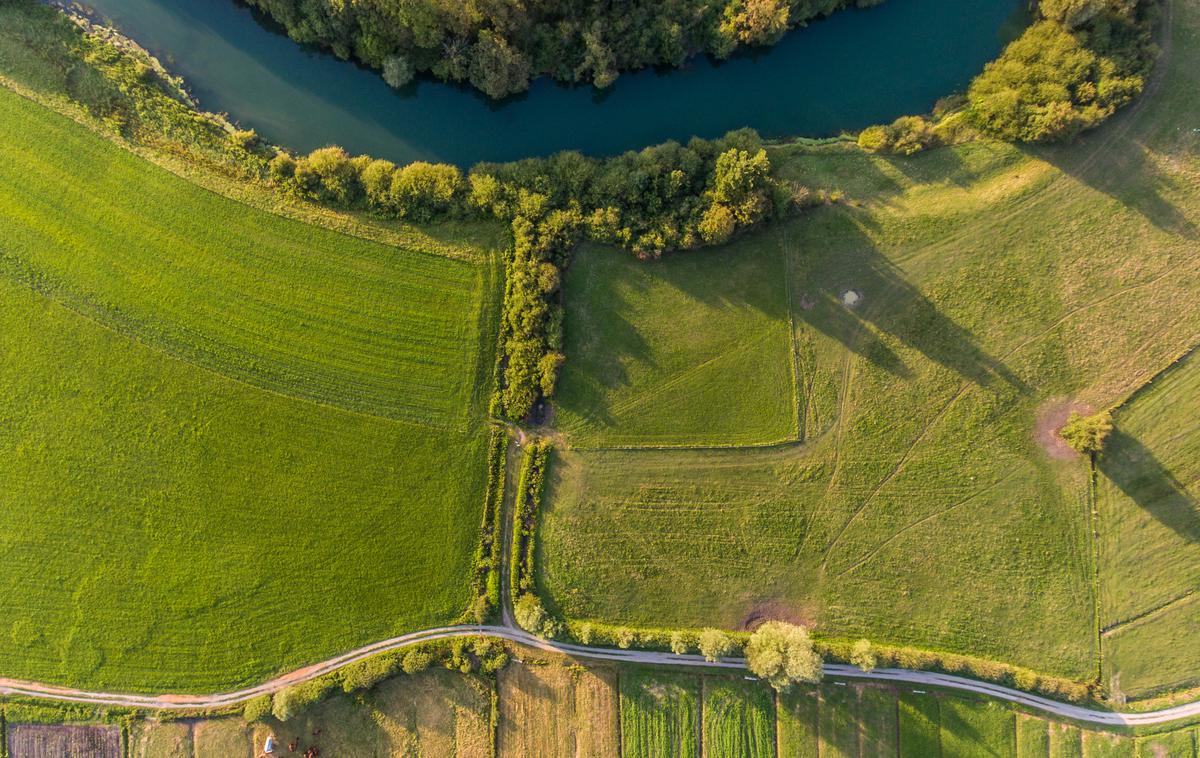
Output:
top-left (615, 627), bottom-right (636, 649)
top-left (857, 124), bottom-right (891, 152)
top-left (1060, 410), bottom-right (1113, 453)
top-left (340, 653), bottom-right (401, 692)
top-left (745, 621), bottom-right (822, 690)
top-left (382, 54), bottom-right (415, 88)
top-left (271, 676), bottom-right (337, 721)
top-left (242, 694), bottom-right (272, 723)
top-left (850, 639), bottom-right (877, 672)
top-left (670, 631), bottom-right (692, 655)
top-left (698, 628), bottom-right (736, 662)
top-left (224, 128), bottom-right (256, 151)
top-left (390, 162), bottom-right (462, 221)
top-left (303, 146), bottom-right (362, 204)
top-left (401, 649), bottom-right (433, 674)
top-left (514, 592), bottom-right (549, 635)
top-left (361, 159), bottom-right (397, 209)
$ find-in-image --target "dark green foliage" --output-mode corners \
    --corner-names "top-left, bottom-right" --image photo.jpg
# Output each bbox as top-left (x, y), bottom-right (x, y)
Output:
top-left (241, 0), bottom-right (881, 98)
top-left (468, 427), bottom-right (509, 622)
top-left (967, 0), bottom-right (1156, 142)
top-left (242, 695), bottom-right (273, 723)
top-left (511, 441), bottom-right (551, 599)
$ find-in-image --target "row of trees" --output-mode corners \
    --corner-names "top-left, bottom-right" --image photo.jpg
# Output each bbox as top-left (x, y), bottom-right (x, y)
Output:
top-left (244, 0), bottom-right (882, 98)
top-left (267, 131), bottom-right (789, 418)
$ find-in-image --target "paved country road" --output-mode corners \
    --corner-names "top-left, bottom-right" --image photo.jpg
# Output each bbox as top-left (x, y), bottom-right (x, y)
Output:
top-left (0, 623), bottom-right (1196, 727)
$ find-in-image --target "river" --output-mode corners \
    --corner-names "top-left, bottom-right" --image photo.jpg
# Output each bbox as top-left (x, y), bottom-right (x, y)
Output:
top-left (81, 0), bottom-right (1025, 166)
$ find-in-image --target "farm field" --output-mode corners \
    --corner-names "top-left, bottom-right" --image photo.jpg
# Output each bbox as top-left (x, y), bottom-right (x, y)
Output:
top-left (114, 661), bottom-right (1200, 758)
top-left (1099, 349), bottom-right (1200, 700)
top-left (0, 85), bottom-right (499, 691)
top-left (555, 238), bottom-right (797, 448)
top-left (496, 655), bottom-right (619, 757)
top-left (701, 677), bottom-right (776, 758)
top-left (539, 0), bottom-right (1200, 680)
top-left (131, 669), bottom-right (491, 757)
top-left (620, 668), bottom-right (701, 758)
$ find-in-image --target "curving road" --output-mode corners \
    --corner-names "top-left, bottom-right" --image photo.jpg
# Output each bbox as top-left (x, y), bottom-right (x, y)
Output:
top-left (0, 623), bottom-right (1198, 727)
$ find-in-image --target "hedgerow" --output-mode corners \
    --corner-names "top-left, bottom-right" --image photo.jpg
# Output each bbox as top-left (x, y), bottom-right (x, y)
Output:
top-left (465, 426), bottom-right (509, 622)
top-left (263, 636), bottom-right (510, 722)
top-left (511, 440), bottom-right (560, 636)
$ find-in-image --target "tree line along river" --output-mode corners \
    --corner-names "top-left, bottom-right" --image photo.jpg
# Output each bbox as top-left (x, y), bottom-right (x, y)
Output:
top-left (82, 0), bottom-right (1025, 166)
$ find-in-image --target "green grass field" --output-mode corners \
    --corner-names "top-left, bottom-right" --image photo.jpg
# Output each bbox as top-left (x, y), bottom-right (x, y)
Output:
top-left (540, 0), bottom-right (1200, 680)
top-left (701, 677), bottom-right (776, 758)
top-left (1098, 350), bottom-right (1200, 700)
top-left (555, 239), bottom-right (798, 448)
top-left (778, 687), bottom-right (820, 758)
top-left (619, 668), bottom-right (700, 758)
top-left (940, 698), bottom-right (1015, 758)
top-left (1018, 715), bottom-right (1050, 758)
top-left (899, 692), bottom-right (941, 758)
top-left (0, 86), bottom-right (499, 691)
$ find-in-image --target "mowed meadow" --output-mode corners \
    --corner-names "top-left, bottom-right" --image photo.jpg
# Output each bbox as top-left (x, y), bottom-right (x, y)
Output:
top-left (0, 85), bottom-right (501, 690)
top-left (1099, 349), bottom-right (1200, 701)
top-left (541, 0), bottom-right (1200, 681)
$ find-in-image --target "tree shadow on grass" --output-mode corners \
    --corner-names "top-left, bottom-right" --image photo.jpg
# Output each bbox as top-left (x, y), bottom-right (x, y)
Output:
top-left (789, 214), bottom-right (1029, 392)
top-left (554, 239), bottom-right (789, 431)
top-left (1027, 139), bottom-right (1199, 241)
top-left (1099, 427), bottom-right (1200, 544)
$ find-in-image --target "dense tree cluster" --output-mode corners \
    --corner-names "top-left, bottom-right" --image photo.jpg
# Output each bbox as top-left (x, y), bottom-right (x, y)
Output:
top-left (242, 0), bottom-right (881, 98)
top-left (967, 0), bottom-right (1156, 142)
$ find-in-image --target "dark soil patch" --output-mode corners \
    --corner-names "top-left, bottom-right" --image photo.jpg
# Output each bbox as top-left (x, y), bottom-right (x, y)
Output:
top-left (1035, 398), bottom-right (1093, 460)
top-left (8, 724), bottom-right (121, 758)
top-left (739, 600), bottom-right (814, 631)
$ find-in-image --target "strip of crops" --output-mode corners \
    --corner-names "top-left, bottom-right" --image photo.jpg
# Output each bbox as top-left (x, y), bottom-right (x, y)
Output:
top-left (938, 697), bottom-right (1014, 758)
top-left (898, 692), bottom-right (941, 758)
top-left (701, 677), bottom-right (775, 758)
top-left (619, 669), bottom-right (700, 758)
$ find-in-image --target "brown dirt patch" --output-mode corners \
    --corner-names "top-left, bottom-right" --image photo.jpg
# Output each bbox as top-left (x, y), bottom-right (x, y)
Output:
top-left (1034, 398), bottom-right (1093, 460)
top-left (740, 600), bottom-right (815, 631)
top-left (9, 724), bottom-right (122, 758)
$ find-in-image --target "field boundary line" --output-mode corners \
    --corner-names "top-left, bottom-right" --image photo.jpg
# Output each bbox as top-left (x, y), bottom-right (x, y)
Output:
top-left (8, 623), bottom-right (1200, 725)
top-left (1102, 591), bottom-right (1199, 638)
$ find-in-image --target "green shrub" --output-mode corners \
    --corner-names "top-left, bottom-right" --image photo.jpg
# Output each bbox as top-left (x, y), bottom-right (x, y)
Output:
top-left (401, 649), bottom-right (433, 674)
top-left (745, 621), bottom-right (822, 690)
top-left (242, 694), bottom-right (272, 723)
top-left (1060, 410), bottom-right (1113, 453)
top-left (850, 639), bottom-right (877, 672)
top-left (698, 628), bottom-right (737, 662)
top-left (390, 161), bottom-right (462, 222)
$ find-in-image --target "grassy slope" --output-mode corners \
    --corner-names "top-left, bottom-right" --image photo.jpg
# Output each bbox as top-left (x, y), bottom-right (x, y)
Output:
top-left (1099, 350), bottom-right (1200, 699)
top-left (0, 88), bottom-right (499, 691)
top-left (540, 0), bottom-right (1200, 678)
top-left (555, 239), bottom-right (797, 448)
top-left (0, 89), bottom-right (492, 428)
